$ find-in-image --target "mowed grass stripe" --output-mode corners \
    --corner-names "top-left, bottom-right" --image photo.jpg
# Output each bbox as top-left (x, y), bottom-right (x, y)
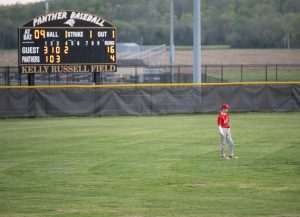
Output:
top-left (0, 113), bottom-right (300, 217)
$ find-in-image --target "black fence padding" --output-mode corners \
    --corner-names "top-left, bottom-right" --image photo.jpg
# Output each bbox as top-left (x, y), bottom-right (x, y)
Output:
top-left (0, 85), bottom-right (299, 118)
top-left (293, 85), bottom-right (300, 110)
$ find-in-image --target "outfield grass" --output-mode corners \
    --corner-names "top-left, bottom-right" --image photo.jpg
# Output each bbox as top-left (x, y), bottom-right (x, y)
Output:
top-left (0, 113), bottom-right (300, 217)
top-left (206, 70), bottom-right (300, 83)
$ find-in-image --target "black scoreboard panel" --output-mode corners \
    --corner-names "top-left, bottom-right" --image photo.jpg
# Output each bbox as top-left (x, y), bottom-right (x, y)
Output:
top-left (19, 27), bottom-right (116, 64)
top-left (19, 11), bottom-right (117, 74)
top-left (19, 27), bottom-right (116, 71)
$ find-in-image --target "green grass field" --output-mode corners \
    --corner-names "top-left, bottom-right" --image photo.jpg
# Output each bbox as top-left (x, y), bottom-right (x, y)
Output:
top-left (1, 113), bottom-right (300, 217)
top-left (205, 70), bottom-right (300, 83)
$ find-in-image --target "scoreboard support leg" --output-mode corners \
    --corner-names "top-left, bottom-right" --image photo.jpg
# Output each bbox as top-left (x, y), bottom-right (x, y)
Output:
top-left (93, 72), bottom-right (99, 84)
top-left (28, 74), bottom-right (35, 86)
top-left (93, 72), bottom-right (101, 85)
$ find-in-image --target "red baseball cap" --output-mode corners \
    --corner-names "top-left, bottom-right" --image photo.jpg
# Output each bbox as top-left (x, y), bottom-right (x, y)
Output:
top-left (221, 104), bottom-right (229, 110)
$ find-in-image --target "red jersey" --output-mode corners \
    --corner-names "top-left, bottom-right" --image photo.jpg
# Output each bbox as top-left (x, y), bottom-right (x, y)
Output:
top-left (218, 112), bottom-right (230, 128)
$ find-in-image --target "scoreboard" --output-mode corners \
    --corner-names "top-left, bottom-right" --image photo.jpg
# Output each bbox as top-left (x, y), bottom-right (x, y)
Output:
top-left (18, 11), bottom-right (117, 73)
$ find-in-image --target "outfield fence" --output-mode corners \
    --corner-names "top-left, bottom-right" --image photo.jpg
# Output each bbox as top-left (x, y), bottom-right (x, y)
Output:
top-left (0, 64), bottom-right (299, 86)
top-left (0, 82), bottom-right (299, 118)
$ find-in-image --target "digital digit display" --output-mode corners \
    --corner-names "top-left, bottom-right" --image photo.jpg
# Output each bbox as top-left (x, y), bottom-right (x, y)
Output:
top-left (18, 11), bottom-right (117, 73)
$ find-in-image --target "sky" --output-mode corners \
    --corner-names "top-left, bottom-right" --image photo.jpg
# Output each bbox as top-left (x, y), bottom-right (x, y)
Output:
top-left (0, 0), bottom-right (43, 5)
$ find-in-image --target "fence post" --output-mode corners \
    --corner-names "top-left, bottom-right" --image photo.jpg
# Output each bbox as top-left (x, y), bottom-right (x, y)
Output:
top-left (17, 67), bottom-right (22, 86)
top-left (178, 66), bottom-right (181, 83)
top-left (4, 67), bottom-right (7, 86)
top-left (205, 65), bottom-right (207, 83)
top-left (241, 64), bottom-right (243, 82)
top-left (265, 65), bottom-right (268, 82)
top-left (135, 66), bottom-right (138, 84)
top-left (5, 66), bottom-right (10, 86)
top-left (221, 66), bottom-right (224, 83)
top-left (275, 64), bottom-right (278, 82)
top-left (170, 65), bottom-right (173, 83)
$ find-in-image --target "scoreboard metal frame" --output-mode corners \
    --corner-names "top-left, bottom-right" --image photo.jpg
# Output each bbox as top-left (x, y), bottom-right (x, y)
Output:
top-left (18, 11), bottom-right (117, 74)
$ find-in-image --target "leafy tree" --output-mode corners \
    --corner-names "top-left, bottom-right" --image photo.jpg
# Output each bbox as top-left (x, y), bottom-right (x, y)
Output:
top-left (0, 0), bottom-right (300, 48)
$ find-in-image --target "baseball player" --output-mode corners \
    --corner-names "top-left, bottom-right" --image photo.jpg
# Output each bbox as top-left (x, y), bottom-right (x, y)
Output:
top-left (217, 104), bottom-right (238, 159)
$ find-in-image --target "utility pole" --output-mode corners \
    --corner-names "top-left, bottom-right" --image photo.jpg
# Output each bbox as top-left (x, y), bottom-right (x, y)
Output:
top-left (287, 32), bottom-right (291, 72)
top-left (169, 0), bottom-right (175, 83)
top-left (169, 0), bottom-right (175, 65)
top-left (45, 0), bottom-right (49, 14)
top-left (193, 0), bottom-right (201, 83)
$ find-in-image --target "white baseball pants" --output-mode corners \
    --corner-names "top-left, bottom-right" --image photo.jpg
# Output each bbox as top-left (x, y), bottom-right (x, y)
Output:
top-left (220, 128), bottom-right (234, 157)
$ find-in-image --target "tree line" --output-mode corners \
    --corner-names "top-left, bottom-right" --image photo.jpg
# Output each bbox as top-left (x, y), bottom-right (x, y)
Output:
top-left (0, 0), bottom-right (299, 49)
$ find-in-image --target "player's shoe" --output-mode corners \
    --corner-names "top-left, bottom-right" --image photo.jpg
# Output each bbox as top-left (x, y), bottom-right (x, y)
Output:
top-left (222, 155), bottom-right (230, 159)
top-left (229, 155), bottom-right (238, 159)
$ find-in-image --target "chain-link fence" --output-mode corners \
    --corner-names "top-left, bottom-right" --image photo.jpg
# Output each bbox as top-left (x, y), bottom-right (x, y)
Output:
top-left (0, 64), bottom-right (299, 86)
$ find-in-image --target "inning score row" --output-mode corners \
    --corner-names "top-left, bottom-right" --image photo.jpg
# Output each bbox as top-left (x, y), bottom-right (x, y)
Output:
top-left (19, 27), bottom-right (116, 65)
